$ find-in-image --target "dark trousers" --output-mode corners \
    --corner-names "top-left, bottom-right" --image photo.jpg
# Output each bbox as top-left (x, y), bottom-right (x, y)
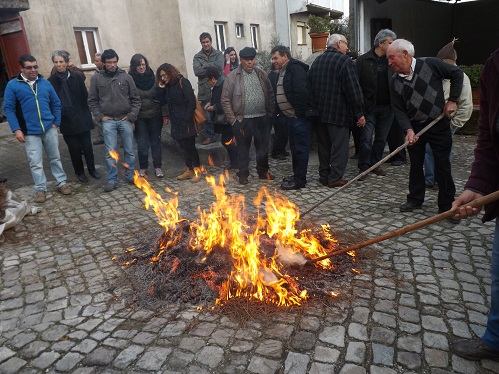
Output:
top-left (272, 114), bottom-right (289, 156)
top-left (287, 117), bottom-right (312, 186)
top-left (135, 115), bottom-right (163, 169)
top-left (407, 119), bottom-right (455, 211)
top-left (350, 124), bottom-right (361, 155)
top-left (63, 131), bottom-right (96, 176)
top-left (176, 136), bottom-right (200, 169)
top-left (316, 122), bottom-right (350, 182)
top-left (387, 117), bottom-right (407, 162)
top-left (234, 116), bottom-right (271, 179)
top-left (358, 105), bottom-right (393, 171)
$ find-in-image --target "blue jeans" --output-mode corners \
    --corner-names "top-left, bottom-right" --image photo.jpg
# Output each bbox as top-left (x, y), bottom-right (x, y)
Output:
top-left (24, 126), bottom-right (67, 192)
top-left (201, 100), bottom-right (216, 140)
top-left (287, 117), bottom-right (311, 186)
top-left (358, 105), bottom-right (393, 171)
top-left (103, 119), bottom-right (135, 183)
top-left (483, 218), bottom-right (499, 350)
top-left (424, 126), bottom-right (458, 186)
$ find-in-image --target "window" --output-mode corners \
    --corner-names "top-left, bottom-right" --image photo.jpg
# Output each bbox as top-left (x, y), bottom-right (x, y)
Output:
top-left (74, 28), bottom-right (100, 68)
top-left (235, 23), bottom-right (244, 38)
top-left (214, 23), bottom-right (227, 51)
top-left (250, 24), bottom-right (259, 50)
top-left (297, 21), bottom-right (307, 45)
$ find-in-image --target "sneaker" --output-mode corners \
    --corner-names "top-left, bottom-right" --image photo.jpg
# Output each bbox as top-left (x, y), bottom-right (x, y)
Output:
top-left (57, 184), bottom-right (72, 195)
top-left (372, 167), bottom-right (387, 176)
top-left (155, 168), bottom-right (164, 178)
top-left (34, 191), bottom-right (46, 203)
top-left (104, 182), bottom-right (117, 192)
top-left (177, 168), bottom-right (194, 180)
top-left (139, 169), bottom-right (147, 177)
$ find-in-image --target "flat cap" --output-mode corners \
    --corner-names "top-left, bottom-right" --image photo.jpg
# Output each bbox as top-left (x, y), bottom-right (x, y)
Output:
top-left (239, 47), bottom-right (257, 59)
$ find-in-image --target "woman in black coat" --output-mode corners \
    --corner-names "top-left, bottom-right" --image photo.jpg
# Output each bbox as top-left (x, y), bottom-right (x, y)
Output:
top-left (48, 50), bottom-right (99, 183)
top-left (157, 63), bottom-right (200, 182)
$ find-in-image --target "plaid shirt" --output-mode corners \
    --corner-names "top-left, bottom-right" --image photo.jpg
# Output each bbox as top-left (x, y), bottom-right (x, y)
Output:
top-left (308, 47), bottom-right (364, 126)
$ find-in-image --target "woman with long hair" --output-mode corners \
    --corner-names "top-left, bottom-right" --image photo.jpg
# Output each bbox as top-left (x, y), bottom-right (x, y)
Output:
top-left (156, 63), bottom-right (201, 182)
top-left (48, 50), bottom-right (100, 183)
top-left (129, 53), bottom-right (163, 178)
top-left (223, 47), bottom-right (239, 76)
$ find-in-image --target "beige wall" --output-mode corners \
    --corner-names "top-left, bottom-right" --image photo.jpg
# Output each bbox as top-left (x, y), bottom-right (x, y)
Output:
top-left (20, 0), bottom-right (184, 78)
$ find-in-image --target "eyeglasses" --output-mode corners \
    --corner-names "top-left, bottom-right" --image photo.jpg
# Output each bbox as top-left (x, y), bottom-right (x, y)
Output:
top-left (23, 65), bottom-right (38, 70)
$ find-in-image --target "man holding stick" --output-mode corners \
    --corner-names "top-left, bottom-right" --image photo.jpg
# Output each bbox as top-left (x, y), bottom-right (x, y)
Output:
top-left (387, 39), bottom-right (463, 222)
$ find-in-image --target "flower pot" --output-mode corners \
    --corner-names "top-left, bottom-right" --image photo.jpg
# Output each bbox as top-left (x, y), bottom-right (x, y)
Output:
top-left (309, 32), bottom-right (329, 53)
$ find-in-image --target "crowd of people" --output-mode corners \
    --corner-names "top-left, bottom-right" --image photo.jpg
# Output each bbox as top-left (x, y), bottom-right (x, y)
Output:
top-left (1, 30), bottom-right (474, 206)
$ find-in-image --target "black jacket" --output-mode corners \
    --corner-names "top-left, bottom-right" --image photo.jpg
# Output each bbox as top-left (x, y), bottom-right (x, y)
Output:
top-left (281, 59), bottom-right (309, 118)
top-left (48, 72), bottom-right (93, 136)
top-left (355, 48), bottom-right (394, 110)
top-left (158, 75), bottom-right (197, 140)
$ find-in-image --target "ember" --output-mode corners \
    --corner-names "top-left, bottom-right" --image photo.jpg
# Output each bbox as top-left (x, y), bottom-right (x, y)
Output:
top-left (114, 172), bottom-right (367, 309)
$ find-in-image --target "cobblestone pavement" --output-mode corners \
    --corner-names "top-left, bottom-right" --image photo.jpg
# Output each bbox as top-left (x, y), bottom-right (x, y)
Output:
top-left (1, 120), bottom-right (498, 374)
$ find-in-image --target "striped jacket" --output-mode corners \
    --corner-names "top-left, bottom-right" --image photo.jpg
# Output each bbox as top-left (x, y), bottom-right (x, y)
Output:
top-left (308, 47), bottom-right (364, 126)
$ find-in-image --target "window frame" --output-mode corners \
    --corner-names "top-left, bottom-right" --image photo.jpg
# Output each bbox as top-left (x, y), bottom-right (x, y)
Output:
top-left (73, 28), bottom-right (100, 69)
top-left (250, 24), bottom-right (259, 51)
top-left (235, 23), bottom-right (244, 38)
top-left (214, 22), bottom-right (227, 51)
top-left (297, 21), bottom-right (307, 45)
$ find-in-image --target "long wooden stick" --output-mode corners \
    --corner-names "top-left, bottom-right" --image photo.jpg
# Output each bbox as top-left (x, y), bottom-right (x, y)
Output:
top-left (300, 113), bottom-right (446, 218)
top-left (308, 190), bottom-right (499, 264)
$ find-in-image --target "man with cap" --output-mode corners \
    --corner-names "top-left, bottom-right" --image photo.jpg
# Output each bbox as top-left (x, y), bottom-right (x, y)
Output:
top-left (387, 39), bottom-right (463, 222)
top-left (221, 47), bottom-right (275, 185)
top-left (308, 34), bottom-right (366, 188)
top-left (193, 32), bottom-right (225, 145)
top-left (424, 39), bottom-right (473, 189)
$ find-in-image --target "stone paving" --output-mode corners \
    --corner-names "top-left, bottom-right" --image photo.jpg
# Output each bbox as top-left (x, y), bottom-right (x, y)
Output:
top-left (1, 120), bottom-right (498, 373)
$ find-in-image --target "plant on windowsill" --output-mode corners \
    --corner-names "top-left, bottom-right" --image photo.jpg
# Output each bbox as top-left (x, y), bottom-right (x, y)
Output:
top-left (306, 15), bottom-right (332, 52)
top-left (306, 14), bottom-right (333, 34)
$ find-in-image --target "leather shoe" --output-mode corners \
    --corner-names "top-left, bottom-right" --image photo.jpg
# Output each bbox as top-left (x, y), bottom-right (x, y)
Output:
top-left (452, 339), bottom-right (499, 361)
top-left (281, 180), bottom-right (305, 190)
top-left (319, 178), bottom-right (328, 186)
top-left (328, 179), bottom-right (348, 188)
top-left (283, 175), bottom-right (294, 183)
top-left (239, 176), bottom-right (249, 185)
top-left (391, 160), bottom-right (406, 166)
top-left (89, 170), bottom-right (101, 179)
top-left (259, 172), bottom-right (275, 180)
top-left (372, 167), bottom-right (386, 176)
top-left (400, 201), bottom-right (423, 212)
top-left (201, 138), bottom-right (215, 145)
top-left (357, 172), bottom-right (368, 181)
top-left (78, 173), bottom-right (88, 183)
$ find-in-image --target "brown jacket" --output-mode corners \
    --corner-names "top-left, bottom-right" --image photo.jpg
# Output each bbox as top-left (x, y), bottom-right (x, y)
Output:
top-left (221, 65), bottom-right (275, 125)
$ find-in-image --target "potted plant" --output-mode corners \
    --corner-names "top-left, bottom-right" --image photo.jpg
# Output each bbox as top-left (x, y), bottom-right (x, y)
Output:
top-left (306, 14), bottom-right (332, 52)
top-left (460, 64), bottom-right (482, 106)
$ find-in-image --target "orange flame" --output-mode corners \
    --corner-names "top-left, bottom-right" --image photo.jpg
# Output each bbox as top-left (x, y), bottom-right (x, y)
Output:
top-left (134, 172), bottom-right (338, 306)
top-left (109, 150), bottom-right (119, 162)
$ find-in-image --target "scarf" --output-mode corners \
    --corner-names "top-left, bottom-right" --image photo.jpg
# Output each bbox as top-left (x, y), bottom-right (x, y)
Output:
top-left (130, 67), bottom-right (155, 91)
top-left (56, 70), bottom-right (75, 116)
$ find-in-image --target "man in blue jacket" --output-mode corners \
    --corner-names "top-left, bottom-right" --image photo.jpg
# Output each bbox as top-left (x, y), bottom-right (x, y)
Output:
top-left (271, 45), bottom-right (311, 190)
top-left (4, 54), bottom-right (71, 203)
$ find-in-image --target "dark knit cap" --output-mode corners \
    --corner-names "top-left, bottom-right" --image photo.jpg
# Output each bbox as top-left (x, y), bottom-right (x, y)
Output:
top-left (436, 39), bottom-right (457, 62)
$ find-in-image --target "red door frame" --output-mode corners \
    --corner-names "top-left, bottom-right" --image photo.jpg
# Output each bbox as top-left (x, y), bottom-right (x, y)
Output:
top-left (0, 16), bottom-right (31, 78)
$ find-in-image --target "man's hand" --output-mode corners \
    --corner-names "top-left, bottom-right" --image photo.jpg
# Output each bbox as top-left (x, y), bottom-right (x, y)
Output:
top-left (405, 129), bottom-right (418, 145)
top-left (14, 129), bottom-right (25, 143)
top-left (356, 116), bottom-right (366, 127)
top-left (451, 190), bottom-right (484, 219)
top-left (121, 116), bottom-right (130, 122)
top-left (444, 100), bottom-right (457, 118)
top-left (102, 116), bottom-right (111, 122)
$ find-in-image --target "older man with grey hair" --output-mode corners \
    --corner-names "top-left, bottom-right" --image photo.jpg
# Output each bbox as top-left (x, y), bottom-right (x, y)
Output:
top-left (387, 39), bottom-right (463, 221)
top-left (355, 29), bottom-right (397, 180)
top-left (308, 34), bottom-right (365, 188)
